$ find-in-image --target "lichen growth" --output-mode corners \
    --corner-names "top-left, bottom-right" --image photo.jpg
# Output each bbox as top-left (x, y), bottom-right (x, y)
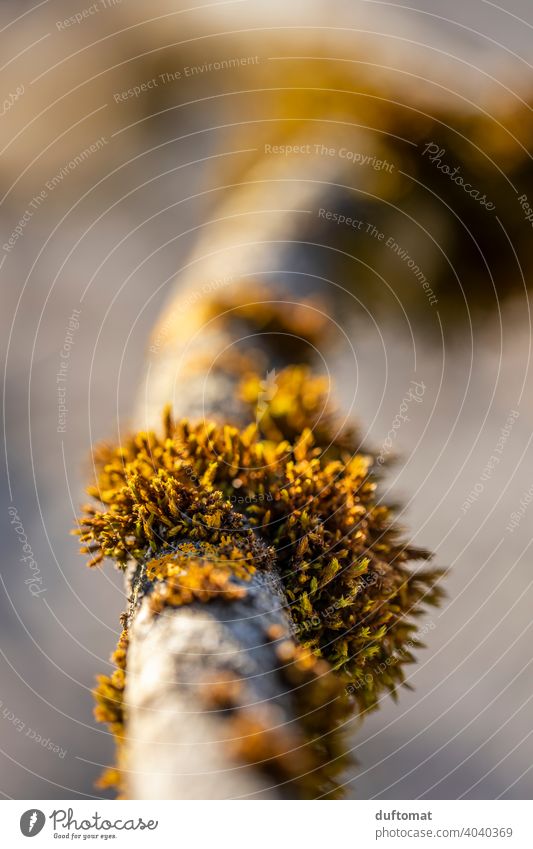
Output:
top-left (77, 364), bottom-right (442, 796)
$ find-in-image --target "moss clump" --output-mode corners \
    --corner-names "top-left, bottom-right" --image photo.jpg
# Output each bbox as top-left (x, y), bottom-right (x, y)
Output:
top-left (77, 365), bottom-right (442, 715)
top-left (92, 628), bottom-right (128, 793)
top-left (145, 545), bottom-right (253, 614)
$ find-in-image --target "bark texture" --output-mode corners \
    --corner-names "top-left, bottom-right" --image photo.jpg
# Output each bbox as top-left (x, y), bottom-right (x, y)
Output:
top-left (125, 568), bottom-right (294, 799)
top-left (124, 283), bottom-right (338, 799)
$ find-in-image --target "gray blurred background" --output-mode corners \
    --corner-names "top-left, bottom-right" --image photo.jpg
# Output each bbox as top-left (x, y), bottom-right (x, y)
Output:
top-left (1, 0), bottom-right (532, 799)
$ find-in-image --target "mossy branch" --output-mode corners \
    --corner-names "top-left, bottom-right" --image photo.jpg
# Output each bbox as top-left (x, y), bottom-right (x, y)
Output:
top-left (77, 285), bottom-right (442, 799)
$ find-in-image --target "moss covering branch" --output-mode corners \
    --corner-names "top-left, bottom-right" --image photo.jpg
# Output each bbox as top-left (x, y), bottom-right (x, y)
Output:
top-left (76, 288), bottom-right (442, 798)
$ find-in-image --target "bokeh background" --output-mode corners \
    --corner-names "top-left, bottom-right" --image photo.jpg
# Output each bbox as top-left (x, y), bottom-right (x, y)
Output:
top-left (1, 0), bottom-right (533, 799)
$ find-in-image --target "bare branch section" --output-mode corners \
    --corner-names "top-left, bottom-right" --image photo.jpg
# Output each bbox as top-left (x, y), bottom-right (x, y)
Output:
top-left (125, 568), bottom-right (304, 799)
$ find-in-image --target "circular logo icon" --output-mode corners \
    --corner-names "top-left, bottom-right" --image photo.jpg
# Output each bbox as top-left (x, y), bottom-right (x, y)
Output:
top-left (20, 810), bottom-right (46, 837)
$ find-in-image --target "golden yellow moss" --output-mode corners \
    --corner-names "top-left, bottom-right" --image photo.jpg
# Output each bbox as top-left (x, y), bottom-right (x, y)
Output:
top-left (146, 549), bottom-right (251, 614)
top-left (92, 629), bottom-right (128, 793)
top-left (77, 364), bottom-right (442, 795)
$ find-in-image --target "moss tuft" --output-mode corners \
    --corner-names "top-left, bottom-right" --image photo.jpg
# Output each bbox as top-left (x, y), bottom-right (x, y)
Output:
top-left (77, 364), bottom-right (442, 795)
